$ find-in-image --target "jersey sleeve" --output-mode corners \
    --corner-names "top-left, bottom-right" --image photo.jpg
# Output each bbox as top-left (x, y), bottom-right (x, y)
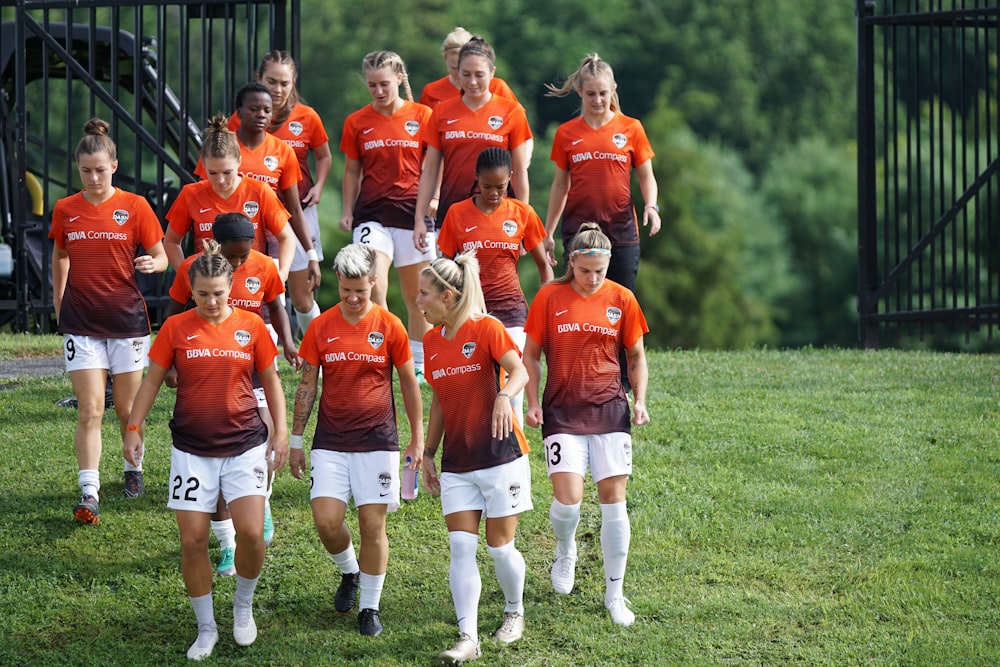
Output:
top-left (166, 186), bottom-right (194, 236)
top-left (149, 317), bottom-right (177, 368)
top-left (339, 113), bottom-right (361, 160)
top-left (621, 290), bottom-right (650, 349)
top-left (508, 105), bottom-right (533, 151)
top-left (423, 107), bottom-right (443, 151)
top-left (549, 124), bottom-right (571, 170)
top-left (226, 112), bottom-right (240, 132)
top-left (135, 197), bottom-right (165, 249)
top-left (485, 315), bottom-right (520, 360)
top-left (49, 200), bottom-right (67, 247)
top-left (437, 208), bottom-right (458, 257)
top-left (261, 258), bottom-right (285, 302)
top-left (168, 256), bottom-right (195, 303)
top-left (524, 285), bottom-right (550, 345)
top-left (297, 319), bottom-right (321, 367)
top-left (521, 204), bottom-right (545, 252)
top-left (303, 106), bottom-right (330, 147)
top-left (631, 119), bottom-right (655, 167)
top-left (387, 314), bottom-right (413, 369)
top-left (194, 157), bottom-right (206, 180)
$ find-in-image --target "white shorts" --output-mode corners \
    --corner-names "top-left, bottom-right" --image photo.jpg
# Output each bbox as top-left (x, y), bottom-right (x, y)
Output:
top-left (440, 455), bottom-right (533, 519)
top-left (310, 448), bottom-right (401, 512)
top-left (290, 204), bottom-right (324, 272)
top-left (543, 432), bottom-right (632, 483)
top-left (354, 221), bottom-right (436, 268)
top-left (167, 443), bottom-right (268, 513)
top-left (63, 334), bottom-right (149, 374)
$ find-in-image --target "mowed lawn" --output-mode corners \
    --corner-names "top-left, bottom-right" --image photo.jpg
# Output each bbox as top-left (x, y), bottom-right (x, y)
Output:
top-left (0, 340), bottom-right (997, 666)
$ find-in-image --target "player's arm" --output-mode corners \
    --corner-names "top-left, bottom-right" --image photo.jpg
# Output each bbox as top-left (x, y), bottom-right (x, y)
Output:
top-left (626, 336), bottom-right (650, 425)
top-left (123, 360), bottom-right (168, 466)
top-left (414, 146), bottom-right (443, 249)
top-left (511, 142), bottom-right (530, 205)
top-left (422, 394), bottom-right (444, 496)
top-left (494, 348), bottom-right (528, 440)
top-left (543, 167), bottom-right (570, 266)
top-left (397, 358), bottom-right (424, 467)
top-left (302, 142), bottom-right (332, 207)
top-left (52, 248), bottom-right (69, 322)
top-left (266, 296), bottom-right (299, 365)
top-left (339, 157), bottom-right (361, 232)
top-left (289, 359), bottom-right (319, 480)
top-left (260, 363), bottom-right (289, 475)
top-left (163, 226), bottom-right (187, 271)
top-left (523, 336), bottom-right (544, 428)
top-left (636, 159), bottom-right (661, 236)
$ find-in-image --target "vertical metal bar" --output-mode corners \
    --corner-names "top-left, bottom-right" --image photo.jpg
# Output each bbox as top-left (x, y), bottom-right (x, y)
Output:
top-left (857, 0), bottom-right (879, 347)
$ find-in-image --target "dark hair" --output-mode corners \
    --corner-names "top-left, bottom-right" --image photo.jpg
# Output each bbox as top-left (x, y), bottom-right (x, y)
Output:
top-left (234, 81), bottom-right (272, 113)
top-left (75, 118), bottom-right (117, 162)
top-left (257, 50), bottom-right (301, 129)
top-left (212, 213), bottom-right (255, 243)
top-left (458, 35), bottom-right (496, 69)
top-left (470, 147), bottom-right (515, 198)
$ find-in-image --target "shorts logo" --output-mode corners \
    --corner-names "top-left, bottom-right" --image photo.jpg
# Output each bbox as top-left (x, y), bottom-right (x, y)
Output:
top-left (253, 465), bottom-right (266, 488)
top-left (378, 472), bottom-right (391, 490)
top-left (288, 121), bottom-right (304, 136)
top-left (112, 209), bottom-right (130, 226)
top-left (612, 133), bottom-right (627, 150)
top-left (263, 156), bottom-right (279, 171)
top-left (131, 339), bottom-right (144, 363)
top-left (367, 332), bottom-right (385, 349)
top-left (404, 120), bottom-right (420, 136)
top-left (234, 329), bottom-right (251, 346)
top-left (461, 342), bottom-right (476, 359)
top-left (509, 482), bottom-right (522, 507)
top-left (606, 307), bottom-right (622, 325)
top-left (243, 201), bottom-right (260, 218)
top-left (502, 220), bottom-right (517, 237)
top-left (245, 277), bottom-right (261, 294)
top-left (487, 115), bottom-right (503, 131)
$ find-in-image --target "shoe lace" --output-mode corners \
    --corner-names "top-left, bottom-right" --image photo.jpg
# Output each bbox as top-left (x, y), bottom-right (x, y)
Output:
top-left (234, 601), bottom-right (253, 627)
top-left (499, 613), bottom-right (520, 633)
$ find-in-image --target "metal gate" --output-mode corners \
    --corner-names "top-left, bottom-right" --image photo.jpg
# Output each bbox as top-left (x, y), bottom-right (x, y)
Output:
top-left (0, 0), bottom-right (299, 332)
top-left (857, 0), bottom-right (1000, 348)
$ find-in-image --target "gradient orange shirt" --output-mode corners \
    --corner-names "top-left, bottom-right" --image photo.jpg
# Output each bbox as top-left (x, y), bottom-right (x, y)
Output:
top-left (150, 307), bottom-right (276, 456)
top-left (170, 249), bottom-right (284, 315)
top-left (228, 104), bottom-right (329, 202)
top-left (195, 133), bottom-right (301, 199)
top-left (423, 95), bottom-right (533, 224)
top-left (525, 279), bottom-right (649, 437)
top-left (297, 304), bottom-right (412, 453)
top-left (166, 178), bottom-right (289, 255)
top-left (419, 76), bottom-right (519, 109)
top-left (549, 113), bottom-right (655, 246)
top-left (340, 101), bottom-right (432, 229)
top-left (49, 188), bottom-right (164, 337)
top-left (424, 315), bottom-right (529, 473)
top-left (438, 197), bottom-right (546, 327)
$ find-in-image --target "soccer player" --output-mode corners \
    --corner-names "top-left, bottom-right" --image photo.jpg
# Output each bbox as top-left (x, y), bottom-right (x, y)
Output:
top-left (123, 242), bottom-right (288, 660)
top-left (416, 253), bottom-right (532, 664)
top-left (50, 118), bottom-right (168, 523)
top-left (418, 26), bottom-right (520, 109)
top-left (437, 147), bottom-right (553, 425)
top-left (340, 50), bottom-right (435, 380)
top-left (289, 243), bottom-right (423, 637)
top-left (523, 222), bottom-right (651, 627)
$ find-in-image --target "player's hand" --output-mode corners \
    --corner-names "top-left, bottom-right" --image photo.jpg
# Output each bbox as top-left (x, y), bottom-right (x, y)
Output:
top-left (307, 260), bottom-right (322, 289)
top-left (525, 405), bottom-right (543, 428)
top-left (632, 399), bottom-right (650, 426)
top-left (122, 432), bottom-right (144, 467)
top-left (542, 236), bottom-right (557, 267)
top-left (421, 455), bottom-right (441, 496)
top-left (289, 448), bottom-right (307, 480)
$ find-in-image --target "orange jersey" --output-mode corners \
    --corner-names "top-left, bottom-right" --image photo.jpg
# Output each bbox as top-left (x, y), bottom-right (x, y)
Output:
top-left (525, 280), bottom-right (649, 437)
top-left (339, 101), bottom-right (432, 229)
top-left (438, 197), bottom-right (546, 327)
top-left (195, 133), bottom-right (301, 199)
top-left (297, 304), bottom-right (412, 452)
top-left (423, 315), bottom-right (529, 473)
top-left (418, 75), bottom-right (519, 109)
top-left (228, 104), bottom-right (329, 202)
top-left (549, 113), bottom-right (655, 246)
top-left (49, 188), bottom-right (164, 337)
top-left (165, 178), bottom-right (290, 255)
top-left (170, 249), bottom-right (284, 315)
top-left (150, 307), bottom-right (276, 456)
top-left (423, 95), bottom-right (533, 223)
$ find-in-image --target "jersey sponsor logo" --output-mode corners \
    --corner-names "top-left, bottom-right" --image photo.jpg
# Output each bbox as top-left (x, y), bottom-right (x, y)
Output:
top-left (444, 129), bottom-right (504, 143)
top-left (368, 331), bottom-right (385, 349)
top-left (112, 209), bottom-right (130, 226)
top-left (69, 215), bottom-right (82, 222)
top-left (460, 239), bottom-right (519, 253)
top-left (289, 121), bottom-right (304, 136)
top-left (198, 222), bottom-right (213, 232)
top-left (571, 151), bottom-right (628, 164)
top-left (199, 207), bottom-right (213, 213)
top-left (364, 137), bottom-right (420, 151)
top-left (487, 115), bottom-right (503, 131)
top-left (244, 276), bottom-right (261, 294)
top-left (502, 220), bottom-right (517, 237)
top-left (612, 133), bottom-right (628, 150)
top-left (243, 201), bottom-right (260, 218)
top-left (234, 329), bottom-right (251, 347)
top-left (461, 342), bottom-right (476, 359)
top-left (606, 307), bottom-right (622, 324)
top-left (404, 120), bottom-right (420, 136)
top-left (67, 229), bottom-right (127, 241)
top-left (431, 361), bottom-right (482, 380)
top-left (263, 156), bottom-right (279, 171)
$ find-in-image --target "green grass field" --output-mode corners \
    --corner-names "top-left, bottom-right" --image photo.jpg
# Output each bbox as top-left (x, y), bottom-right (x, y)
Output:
top-left (0, 336), bottom-right (997, 666)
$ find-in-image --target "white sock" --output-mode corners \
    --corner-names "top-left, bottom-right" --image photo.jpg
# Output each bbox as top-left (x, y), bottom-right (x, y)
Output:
top-left (409, 339), bottom-right (424, 373)
top-left (359, 571), bottom-right (386, 611)
top-left (488, 540), bottom-right (525, 614)
top-left (123, 456), bottom-right (142, 472)
top-left (600, 502), bottom-right (631, 602)
top-left (235, 574), bottom-right (259, 605)
top-left (330, 543), bottom-right (360, 575)
top-left (189, 592), bottom-right (216, 628)
top-left (448, 531), bottom-right (481, 641)
top-left (295, 302), bottom-right (321, 335)
top-left (78, 469), bottom-right (100, 500)
top-left (550, 499), bottom-right (582, 553)
top-left (211, 519), bottom-right (237, 550)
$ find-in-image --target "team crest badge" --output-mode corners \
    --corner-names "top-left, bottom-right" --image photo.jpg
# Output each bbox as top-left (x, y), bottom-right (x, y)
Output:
top-left (112, 209), bottom-right (130, 226)
top-left (487, 115), bottom-right (503, 130)
top-left (253, 465), bottom-right (266, 488)
top-left (462, 342), bottom-right (476, 359)
top-left (404, 120), bottom-right (419, 136)
top-left (502, 220), bottom-right (517, 237)
top-left (234, 329), bottom-right (251, 346)
top-left (606, 307), bottom-right (622, 325)
top-left (245, 277), bottom-right (261, 294)
top-left (243, 201), bottom-right (260, 218)
top-left (378, 472), bottom-right (391, 491)
top-left (368, 332), bottom-right (385, 349)
top-left (612, 133), bottom-right (627, 150)
top-left (263, 156), bottom-right (279, 171)
top-left (289, 121), bottom-right (304, 136)
top-left (509, 482), bottom-right (522, 501)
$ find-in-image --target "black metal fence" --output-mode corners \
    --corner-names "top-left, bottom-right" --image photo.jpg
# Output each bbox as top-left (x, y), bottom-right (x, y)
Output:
top-left (0, 0), bottom-right (299, 332)
top-left (857, 0), bottom-right (1000, 348)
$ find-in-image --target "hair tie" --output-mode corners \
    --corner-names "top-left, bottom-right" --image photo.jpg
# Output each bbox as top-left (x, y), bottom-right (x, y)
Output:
top-left (429, 265), bottom-right (462, 297)
top-left (570, 248), bottom-right (612, 258)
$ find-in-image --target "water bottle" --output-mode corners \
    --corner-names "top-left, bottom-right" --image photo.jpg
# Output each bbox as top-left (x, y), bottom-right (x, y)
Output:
top-left (401, 456), bottom-right (418, 500)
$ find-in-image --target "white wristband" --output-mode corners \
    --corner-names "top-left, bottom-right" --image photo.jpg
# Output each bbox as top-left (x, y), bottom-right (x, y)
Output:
top-left (306, 248), bottom-right (319, 262)
top-left (290, 434), bottom-right (304, 450)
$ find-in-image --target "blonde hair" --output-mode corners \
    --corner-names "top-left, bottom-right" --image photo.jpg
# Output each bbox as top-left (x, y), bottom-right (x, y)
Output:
top-left (545, 53), bottom-right (621, 114)
top-left (334, 243), bottom-right (377, 281)
top-left (441, 26), bottom-right (473, 55)
top-left (362, 50), bottom-right (414, 103)
top-left (556, 222), bottom-right (612, 284)
top-left (201, 114), bottom-right (242, 162)
top-left (190, 238), bottom-right (234, 285)
top-left (75, 118), bottom-right (117, 162)
top-left (422, 252), bottom-right (487, 328)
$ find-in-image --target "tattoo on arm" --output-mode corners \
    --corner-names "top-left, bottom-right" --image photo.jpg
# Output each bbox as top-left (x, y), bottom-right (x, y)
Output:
top-left (292, 362), bottom-right (318, 433)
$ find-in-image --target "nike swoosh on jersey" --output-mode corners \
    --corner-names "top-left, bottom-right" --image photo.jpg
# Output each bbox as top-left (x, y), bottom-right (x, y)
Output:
top-left (465, 226), bottom-right (478, 232)
top-left (327, 337), bottom-right (340, 342)
top-left (571, 139), bottom-right (584, 145)
top-left (430, 353), bottom-right (439, 360)
top-left (446, 119), bottom-right (459, 124)
top-left (555, 309), bottom-right (569, 316)
top-left (199, 207), bottom-right (212, 213)
top-left (186, 334), bottom-right (200, 340)
top-left (69, 216), bottom-right (82, 222)
top-left (363, 128), bottom-right (375, 134)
